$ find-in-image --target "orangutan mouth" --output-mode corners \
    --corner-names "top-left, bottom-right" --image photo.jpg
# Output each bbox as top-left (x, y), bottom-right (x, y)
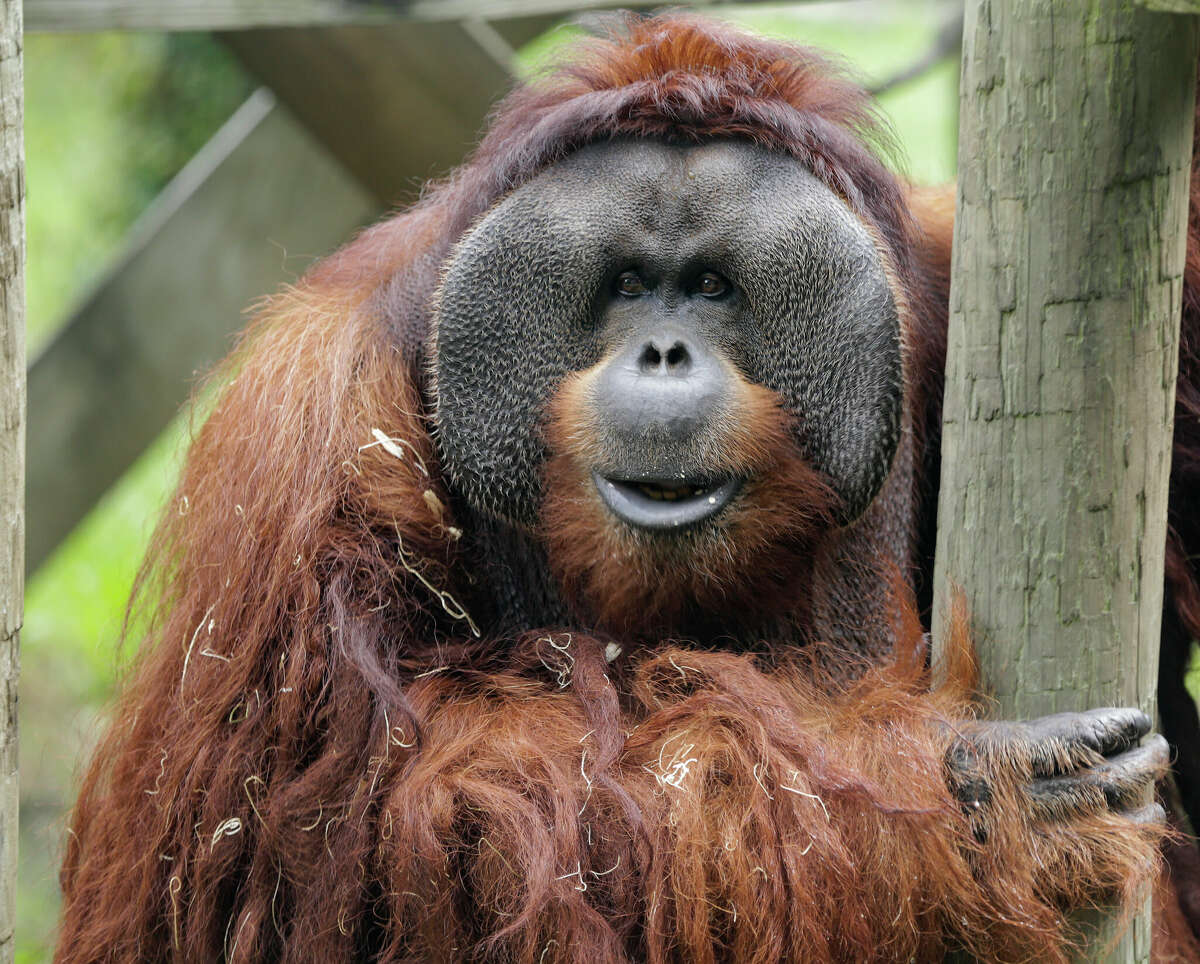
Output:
top-left (592, 472), bottom-right (742, 530)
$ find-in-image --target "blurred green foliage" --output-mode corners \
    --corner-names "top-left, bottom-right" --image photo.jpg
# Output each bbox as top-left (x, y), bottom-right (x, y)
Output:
top-left (19, 8), bottom-right (958, 961)
top-left (1189, 644), bottom-right (1200, 703)
top-left (26, 33), bottom-right (253, 353)
top-left (21, 33), bottom-right (251, 962)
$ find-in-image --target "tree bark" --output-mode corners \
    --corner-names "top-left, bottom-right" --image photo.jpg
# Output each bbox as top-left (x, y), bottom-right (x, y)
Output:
top-left (0, 0), bottom-right (20, 958)
top-left (931, 2), bottom-right (1198, 961)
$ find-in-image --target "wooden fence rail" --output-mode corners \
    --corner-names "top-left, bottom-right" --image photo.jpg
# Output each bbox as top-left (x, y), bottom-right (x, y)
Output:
top-left (23, 0), bottom-right (758, 33)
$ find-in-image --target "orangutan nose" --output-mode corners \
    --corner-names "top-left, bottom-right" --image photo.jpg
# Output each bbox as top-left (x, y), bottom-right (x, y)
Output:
top-left (593, 326), bottom-right (732, 447)
top-left (637, 336), bottom-right (692, 375)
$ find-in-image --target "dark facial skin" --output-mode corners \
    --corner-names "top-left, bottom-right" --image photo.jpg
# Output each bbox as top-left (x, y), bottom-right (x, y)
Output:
top-left (433, 137), bottom-right (902, 531)
top-left (430, 138), bottom-right (1164, 833)
top-left (588, 264), bottom-right (747, 532)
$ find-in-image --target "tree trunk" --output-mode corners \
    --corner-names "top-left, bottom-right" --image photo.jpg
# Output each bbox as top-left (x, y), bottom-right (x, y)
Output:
top-left (931, 1), bottom-right (1198, 961)
top-left (0, 0), bottom-right (21, 958)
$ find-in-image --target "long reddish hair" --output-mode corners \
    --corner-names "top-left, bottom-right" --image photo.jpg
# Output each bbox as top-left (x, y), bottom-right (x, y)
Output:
top-left (55, 16), bottom-right (1162, 963)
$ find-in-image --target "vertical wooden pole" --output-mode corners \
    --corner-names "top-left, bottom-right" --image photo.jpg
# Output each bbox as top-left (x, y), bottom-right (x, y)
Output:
top-left (0, 0), bottom-right (20, 958)
top-left (932, 1), bottom-right (1198, 961)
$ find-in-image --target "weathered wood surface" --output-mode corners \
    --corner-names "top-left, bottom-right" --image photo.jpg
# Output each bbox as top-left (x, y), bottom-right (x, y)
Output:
top-left (932, 1), bottom-right (1199, 961)
top-left (23, 0), bottom-right (758, 33)
top-left (1140, 0), bottom-right (1200, 14)
top-left (26, 91), bottom-right (377, 573)
top-left (220, 21), bottom-right (515, 205)
top-left (486, 14), bottom-right (561, 51)
top-left (0, 0), bottom-right (20, 957)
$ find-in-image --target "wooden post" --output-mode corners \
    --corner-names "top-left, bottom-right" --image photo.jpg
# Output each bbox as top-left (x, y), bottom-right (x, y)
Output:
top-left (0, 0), bottom-right (20, 957)
top-left (932, 1), bottom-right (1198, 961)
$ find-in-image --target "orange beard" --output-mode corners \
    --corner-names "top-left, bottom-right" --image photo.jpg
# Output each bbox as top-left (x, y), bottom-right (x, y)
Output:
top-left (541, 370), bottom-right (838, 639)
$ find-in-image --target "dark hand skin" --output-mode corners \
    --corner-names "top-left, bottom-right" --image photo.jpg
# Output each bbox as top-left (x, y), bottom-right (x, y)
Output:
top-left (946, 708), bottom-right (1168, 841)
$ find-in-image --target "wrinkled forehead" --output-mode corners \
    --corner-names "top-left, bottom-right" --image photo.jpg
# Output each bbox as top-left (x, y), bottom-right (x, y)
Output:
top-left (502, 137), bottom-right (868, 262)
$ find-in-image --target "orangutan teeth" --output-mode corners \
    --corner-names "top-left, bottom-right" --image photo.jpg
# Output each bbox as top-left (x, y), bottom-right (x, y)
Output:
top-left (636, 483), bottom-right (708, 501)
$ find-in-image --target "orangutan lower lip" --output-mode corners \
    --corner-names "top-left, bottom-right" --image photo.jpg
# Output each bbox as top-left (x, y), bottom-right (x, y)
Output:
top-left (592, 472), bottom-right (742, 530)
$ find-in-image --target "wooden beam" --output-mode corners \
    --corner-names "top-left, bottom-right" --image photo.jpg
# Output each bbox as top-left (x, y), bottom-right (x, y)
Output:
top-left (933, 1), bottom-right (1198, 960)
top-left (24, 0), bottom-right (760, 33)
top-left (218, 22), bottom-right (517, 205)
top-left (1140, 0), bottom-right (1200, 12)
top-left (0, 0), bottom-right (21, 956)
top-left (488, 13), bottom-right (560, 50)
top-left (26, 90), bottom-right (377, 573)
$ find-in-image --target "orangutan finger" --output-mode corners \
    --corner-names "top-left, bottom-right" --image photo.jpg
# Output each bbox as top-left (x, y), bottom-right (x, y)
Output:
top-left (1029, 736), bottom-right (1169, 821)
top-left (1022, 708), bottom-right (1152, 776)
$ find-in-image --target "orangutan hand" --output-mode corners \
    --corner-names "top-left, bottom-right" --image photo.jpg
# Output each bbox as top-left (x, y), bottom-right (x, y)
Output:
top-left (945, 708), bottom-right (1168, 842)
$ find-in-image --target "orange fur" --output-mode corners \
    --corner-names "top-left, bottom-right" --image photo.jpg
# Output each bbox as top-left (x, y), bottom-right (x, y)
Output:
top-left (54, 15), bottom-right (1174, 963)
top-left (543, 368), bottom-right (836, 637)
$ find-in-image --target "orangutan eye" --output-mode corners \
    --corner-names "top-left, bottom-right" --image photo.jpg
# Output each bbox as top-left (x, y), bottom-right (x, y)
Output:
top-left (615, 271), bottom-right (648, 297)
top-left (696, 272), bottom-right (729, 298)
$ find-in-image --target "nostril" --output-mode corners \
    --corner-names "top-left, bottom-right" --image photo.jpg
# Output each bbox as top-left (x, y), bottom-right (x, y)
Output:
top-left (637, 342), bottom-right (663, 373)
top-left (597, 331), bottom-right (730, 443)
top-left (637, 340), bottom-right (692, 374)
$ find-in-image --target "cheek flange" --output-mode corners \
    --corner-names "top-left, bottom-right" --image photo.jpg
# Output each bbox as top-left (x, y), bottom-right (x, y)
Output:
top-left (431, 187), bottom-right (608, 528)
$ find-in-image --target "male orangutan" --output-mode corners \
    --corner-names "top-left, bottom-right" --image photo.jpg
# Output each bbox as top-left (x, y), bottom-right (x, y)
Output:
top-left (55, 14), bottom-right (1200, 963)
